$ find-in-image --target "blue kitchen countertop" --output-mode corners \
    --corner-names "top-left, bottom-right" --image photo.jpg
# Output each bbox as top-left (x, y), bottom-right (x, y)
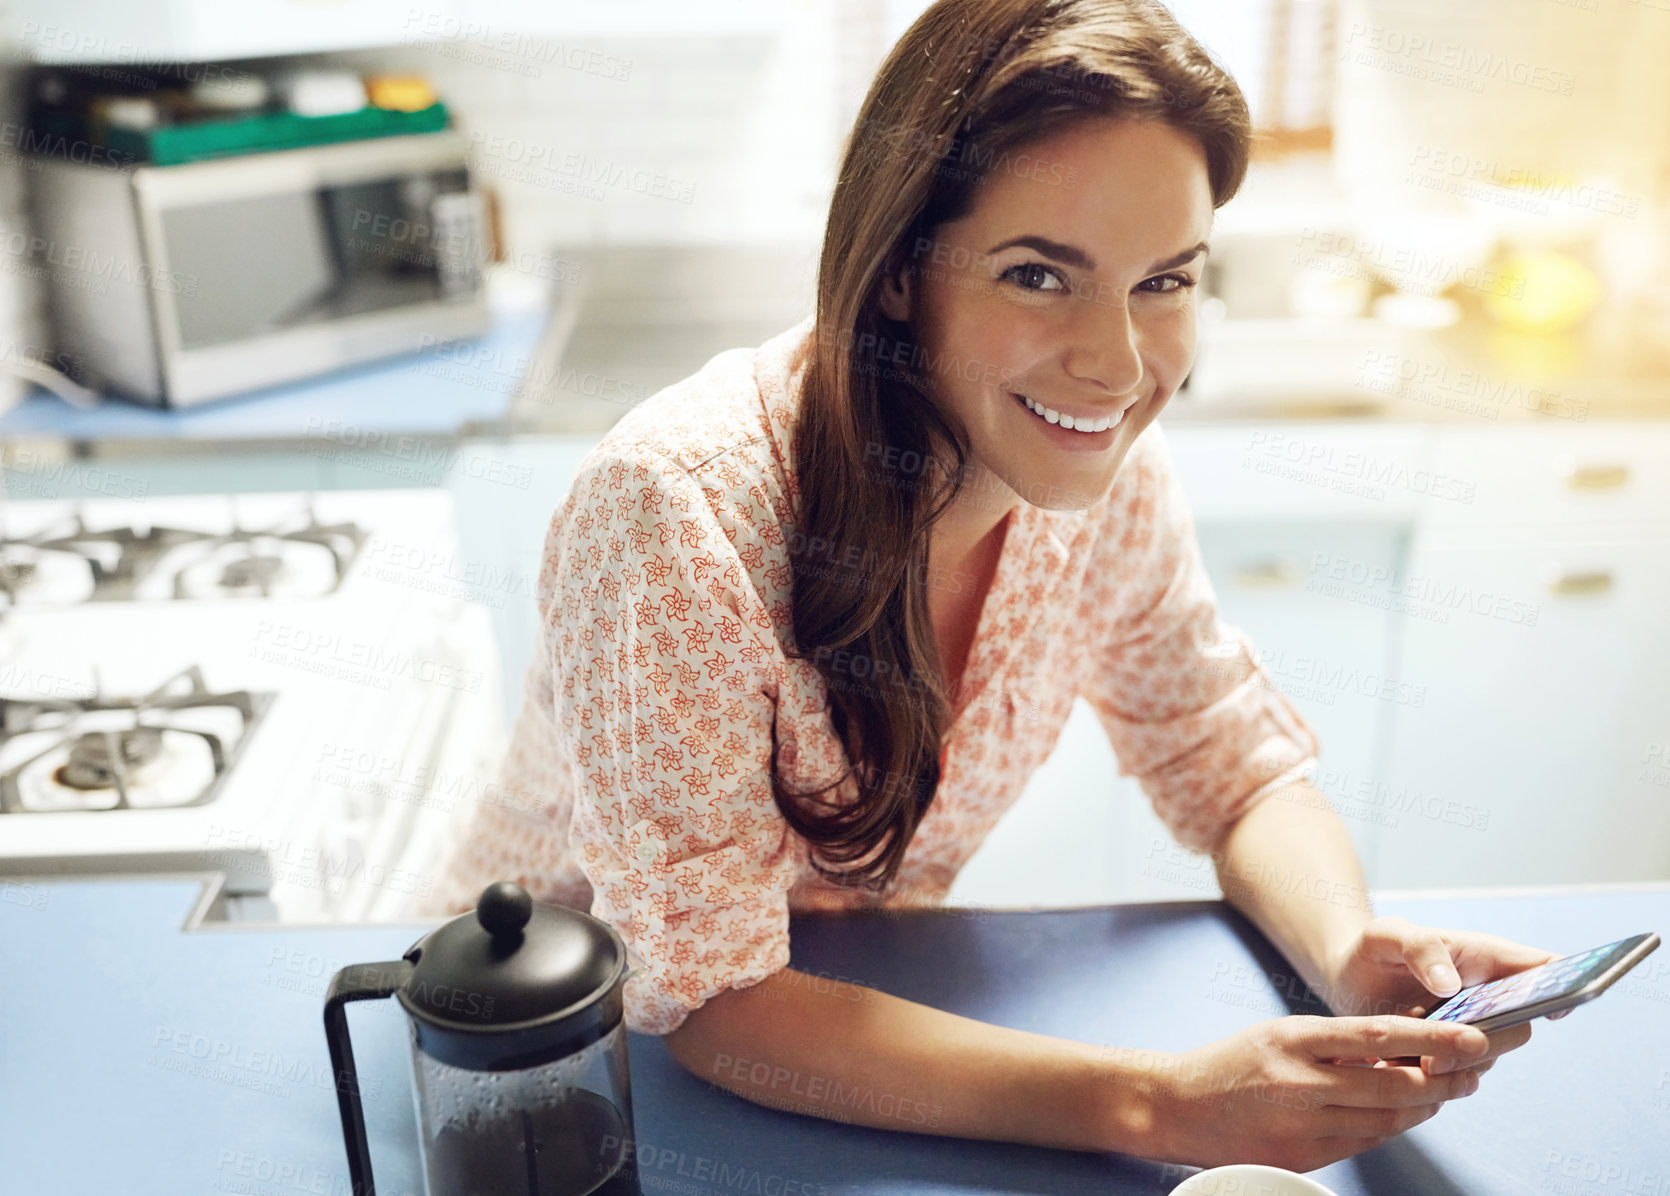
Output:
top-left (0, 307), bottom-right (548, 444)
top-left (2, 875), bottom-right (1666, 1194)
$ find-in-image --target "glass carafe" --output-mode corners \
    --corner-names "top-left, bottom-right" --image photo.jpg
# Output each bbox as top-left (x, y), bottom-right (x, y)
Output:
top-left (324, 881), bottom-right (644, 1196)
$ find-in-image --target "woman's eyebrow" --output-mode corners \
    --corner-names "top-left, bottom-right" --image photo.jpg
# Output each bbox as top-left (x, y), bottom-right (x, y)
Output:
top-left (985, 235), bottom-right (1211, 274)
top-left (1150, 241), bottom-right (1211, 272)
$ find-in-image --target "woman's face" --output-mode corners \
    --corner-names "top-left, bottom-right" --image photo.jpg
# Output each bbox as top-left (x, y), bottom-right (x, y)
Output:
top-left (879, 115), bottom-right (1215, 512)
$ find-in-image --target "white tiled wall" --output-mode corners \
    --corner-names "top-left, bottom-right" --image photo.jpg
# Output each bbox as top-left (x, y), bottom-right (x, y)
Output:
top-left (286, 0), bottom-right (880, 254)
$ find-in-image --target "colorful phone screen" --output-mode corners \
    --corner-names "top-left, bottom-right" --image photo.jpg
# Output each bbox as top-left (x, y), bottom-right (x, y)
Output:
top-left (1424, 937), bottom-right (1637, 1024)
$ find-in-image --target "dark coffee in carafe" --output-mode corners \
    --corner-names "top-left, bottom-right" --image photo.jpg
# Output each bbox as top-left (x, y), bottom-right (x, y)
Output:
top-left (425, 1088), bottom-right (642, 1196)
top-left (325, 884), bottom-right (646, 1196)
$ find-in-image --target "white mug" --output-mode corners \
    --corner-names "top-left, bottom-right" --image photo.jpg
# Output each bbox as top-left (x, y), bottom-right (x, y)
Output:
top-left (1168, 1163), bottom-right (1341, 1196)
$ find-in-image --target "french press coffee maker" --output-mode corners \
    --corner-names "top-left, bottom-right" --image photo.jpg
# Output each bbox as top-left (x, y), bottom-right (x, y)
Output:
top-left (323, 881), bottom-right (645, 1196)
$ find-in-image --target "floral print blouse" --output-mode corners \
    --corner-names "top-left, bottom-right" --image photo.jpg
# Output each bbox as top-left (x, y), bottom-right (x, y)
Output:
top-left (427, 315), bottom-right (1321, 1035)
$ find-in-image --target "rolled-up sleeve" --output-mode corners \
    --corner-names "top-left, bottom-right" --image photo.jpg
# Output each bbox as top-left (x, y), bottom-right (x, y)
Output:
top-left (1081, 425), bottom-right (1321, 851)
top-left (553, 448), bottom-right (798, 1035)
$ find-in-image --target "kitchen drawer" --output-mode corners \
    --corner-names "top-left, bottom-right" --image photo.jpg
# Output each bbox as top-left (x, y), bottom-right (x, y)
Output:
top-left (1163, 422), bottom-right (1434, 522)
top-left (1419, 422), bottom-right (1670, 529)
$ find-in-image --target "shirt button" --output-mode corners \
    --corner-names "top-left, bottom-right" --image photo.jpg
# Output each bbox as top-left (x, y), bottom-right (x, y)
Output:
top-left (630, 819), bottom-right (659, 862)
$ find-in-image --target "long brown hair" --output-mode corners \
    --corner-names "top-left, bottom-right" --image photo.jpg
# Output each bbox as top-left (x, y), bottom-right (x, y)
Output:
top-left (774, 0), bottom-right (1252, 894)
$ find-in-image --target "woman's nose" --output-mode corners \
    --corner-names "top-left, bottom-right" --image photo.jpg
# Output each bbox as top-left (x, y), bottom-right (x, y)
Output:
top-left (1061, 294), bottom-right (1145, 398)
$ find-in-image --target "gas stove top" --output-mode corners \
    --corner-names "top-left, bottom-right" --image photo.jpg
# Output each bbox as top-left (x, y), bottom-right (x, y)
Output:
top-left (0, 666), bottom-right (273, 814)
top-left (0, 503), bottom-right (366, 607)
top-left (0, 489), bottom-right (505, 921)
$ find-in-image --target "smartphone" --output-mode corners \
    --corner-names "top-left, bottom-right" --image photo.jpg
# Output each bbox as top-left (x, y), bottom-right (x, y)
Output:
top-left (1421, 932), bottom-right (1660, 1033)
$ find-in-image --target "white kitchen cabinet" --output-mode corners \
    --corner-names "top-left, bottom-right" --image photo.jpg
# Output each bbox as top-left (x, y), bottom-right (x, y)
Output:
top-left (1190, 520), bottom-right (1412, 880)
top-left (444, 433), bottom-right (602, 717)
top-left (1377, 519), bottom-right (1670, 889)
top-left (7, 0), bottom-right (780, 64)
top-left (1371, 422), bottom-right (1670, 889)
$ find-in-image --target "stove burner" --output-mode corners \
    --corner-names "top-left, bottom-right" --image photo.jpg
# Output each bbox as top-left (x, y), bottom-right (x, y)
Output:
top-left (0, 501), bottom-right (365, 605)
top-left (58, 728), bottom-right (166, 790)
top-left (0, 558), bottom-right (37, 591)
top-left (219, 554), bottom-right (286, 591)
top-left (0, 542), bottom-right (97, 609)
top-left (0, 667), bottom-right (271, 813)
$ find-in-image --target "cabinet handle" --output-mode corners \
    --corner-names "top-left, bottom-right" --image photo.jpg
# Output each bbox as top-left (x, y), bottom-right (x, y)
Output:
top-left (1545, 568), bottom-right (1614, 596)
top-left (1564, 463), bottom-right (1629, 490)
top-left (1231, 558), bottom-right (1298, 588)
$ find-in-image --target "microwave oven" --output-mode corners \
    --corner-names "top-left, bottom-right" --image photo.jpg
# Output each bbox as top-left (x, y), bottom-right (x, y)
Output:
top-left (25, 131), bottom-right (491, 407)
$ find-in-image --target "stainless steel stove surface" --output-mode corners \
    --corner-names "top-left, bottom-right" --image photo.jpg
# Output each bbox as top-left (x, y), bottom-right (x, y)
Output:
top-left (0, 667), bottom-right (273, 814)
top-left (0, 504), bottom-right (366, 606)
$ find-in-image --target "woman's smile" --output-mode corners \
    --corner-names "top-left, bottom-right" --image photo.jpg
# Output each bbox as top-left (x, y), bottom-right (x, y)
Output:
top-left (1008, 390), bottom-right (1140, 452)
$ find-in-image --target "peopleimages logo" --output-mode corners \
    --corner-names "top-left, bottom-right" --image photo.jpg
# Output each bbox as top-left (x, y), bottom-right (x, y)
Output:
top-left (1295, 228), bottom-right (1525, 301)
top-left (400, 9), bottom-right (634, 81)
top-left (3, 445), bottom-right (150, 500)
top-left (1341, 22), bottom-right (1578, 95)
top-left (0, 231), bottom-right (194, 295)
top-left (1305, 552), bottom-right (1541, 628)
top-left (148, 1025), bottom-right (385, 1101)
top-left (301, 416), bottom-right (533, 490)
top-left (407, 978), bottom-right (496, 1020)
top-left (466, 131), bottom-right (694, 203)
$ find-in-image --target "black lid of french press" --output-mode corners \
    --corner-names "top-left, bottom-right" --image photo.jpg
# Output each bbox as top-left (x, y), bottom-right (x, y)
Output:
top-left (396, 881), bottom-right (629, 1070)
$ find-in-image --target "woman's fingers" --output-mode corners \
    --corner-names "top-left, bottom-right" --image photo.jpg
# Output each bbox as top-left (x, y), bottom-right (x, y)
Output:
top-left (1291, 1014), bottom-right (1489, 1064)
top-left (1397, 928), bottom-right (1465, 996)
top-left (1320, 1100), bottom-right (1448, 1140)
top-left (1425, 1021), bottom-right (1532, 1074)
top-left (1449, 933), bottom-right (1562, 982)
top-left (1321, 1060), bottom-right (1479, 1109)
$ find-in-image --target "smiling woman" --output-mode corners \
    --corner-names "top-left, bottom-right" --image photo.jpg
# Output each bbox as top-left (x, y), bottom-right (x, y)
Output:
top-left (785, 5), bottom-right (1252, 894)
top-left (427, 0), bottom-right (1562, 1174)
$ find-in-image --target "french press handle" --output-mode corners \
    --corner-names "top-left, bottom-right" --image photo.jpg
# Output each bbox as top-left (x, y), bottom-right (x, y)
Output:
top-left (323, 959), bottom-right (415, 1196)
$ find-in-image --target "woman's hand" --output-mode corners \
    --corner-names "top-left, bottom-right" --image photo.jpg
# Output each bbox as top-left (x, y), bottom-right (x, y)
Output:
top-left (1149, 1014), bottom-right (1495, 1172)
top-left (1319, 914), bottom-right (1565, 1073)
top-left (1322, 914), bottom-right (1557, 1016)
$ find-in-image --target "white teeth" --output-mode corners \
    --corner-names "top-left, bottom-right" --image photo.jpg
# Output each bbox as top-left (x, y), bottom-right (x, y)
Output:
top-left (1019, 394), bottom-right (1117, 435)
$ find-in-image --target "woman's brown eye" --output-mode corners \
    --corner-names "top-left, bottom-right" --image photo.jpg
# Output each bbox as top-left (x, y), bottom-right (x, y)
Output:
top-left (1004, 263), bottom-right (1062, 291)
